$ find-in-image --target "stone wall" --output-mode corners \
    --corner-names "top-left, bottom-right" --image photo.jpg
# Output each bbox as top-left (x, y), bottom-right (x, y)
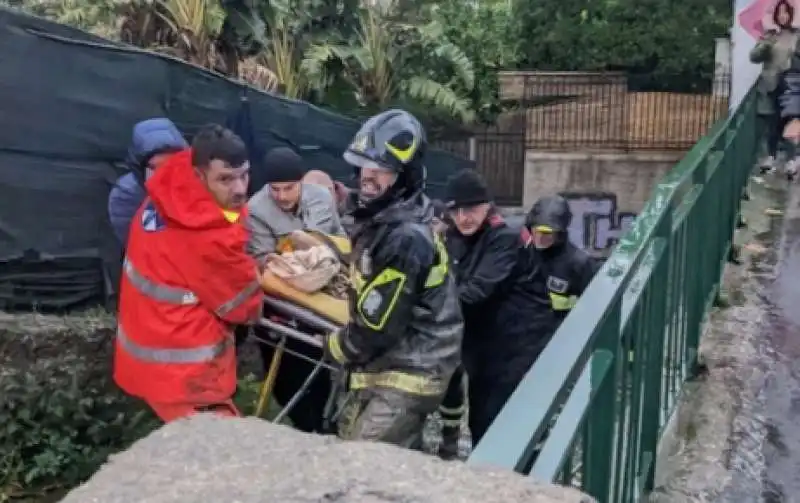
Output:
top-left (62, 415), bottom-right (597, 503)
top-left (521, 150), bottom-right (680, 257)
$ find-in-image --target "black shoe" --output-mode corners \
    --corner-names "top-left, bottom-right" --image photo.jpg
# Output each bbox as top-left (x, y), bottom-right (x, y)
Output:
top-left (439, 426), bottom-right (461, 460)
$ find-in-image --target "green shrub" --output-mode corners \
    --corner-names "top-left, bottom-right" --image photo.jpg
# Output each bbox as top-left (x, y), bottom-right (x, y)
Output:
top-left (0, 354), bottom-right (159, 499)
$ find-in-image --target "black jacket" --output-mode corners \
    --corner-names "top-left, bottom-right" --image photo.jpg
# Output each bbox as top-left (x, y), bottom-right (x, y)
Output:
top-left (487, 196), bottom-right (600, 381)
top-left (490, 238), bottom-right (598, 375)
top-left (326, 192), bottom-right (464, 396)
top-left (779, 53), bottom-right (800, 123)
top-left (445, 211), bottom-right (523, 355)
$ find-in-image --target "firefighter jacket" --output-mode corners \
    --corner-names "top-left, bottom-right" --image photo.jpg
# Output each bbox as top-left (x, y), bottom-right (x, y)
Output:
top-left (114, 149), bottom-right (263, 405)
top-left (326, 193), bottom-right (464, 397)
top-left (490, 240), bottom-right (599, 377)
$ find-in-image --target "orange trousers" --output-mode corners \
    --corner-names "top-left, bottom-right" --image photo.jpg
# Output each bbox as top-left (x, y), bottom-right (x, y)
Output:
top-left (147, 399), bottom-right (241, 423)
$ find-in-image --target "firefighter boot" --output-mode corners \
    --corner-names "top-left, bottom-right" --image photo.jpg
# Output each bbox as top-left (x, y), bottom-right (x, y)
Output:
top-left (439, 424), bottom-right (461, 460)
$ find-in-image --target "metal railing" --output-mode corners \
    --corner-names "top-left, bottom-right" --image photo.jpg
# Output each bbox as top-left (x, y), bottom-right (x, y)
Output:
top-left (467, 87), bottom-right (757, 502)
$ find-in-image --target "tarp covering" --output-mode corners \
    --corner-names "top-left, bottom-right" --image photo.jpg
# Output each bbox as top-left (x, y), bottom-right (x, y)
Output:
top-left (0, 7), bottom-right (473, 311)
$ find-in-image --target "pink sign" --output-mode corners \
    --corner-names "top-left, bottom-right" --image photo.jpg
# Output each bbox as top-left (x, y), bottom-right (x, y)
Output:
top-left (738, 0), bottom-right (800, 39)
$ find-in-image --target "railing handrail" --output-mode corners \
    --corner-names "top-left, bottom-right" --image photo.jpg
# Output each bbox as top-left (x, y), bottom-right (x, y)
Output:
top-left (467, 85), bottom-right (756, 500)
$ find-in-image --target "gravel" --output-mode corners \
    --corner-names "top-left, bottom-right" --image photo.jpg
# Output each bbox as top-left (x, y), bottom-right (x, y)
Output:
top-left (62, 414), bottom-right (595, 503)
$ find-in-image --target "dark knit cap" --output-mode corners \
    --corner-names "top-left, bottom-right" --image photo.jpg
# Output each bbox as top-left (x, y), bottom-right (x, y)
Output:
top-left (443, 169), bottom-right (492, 209)
top-left (430, 199), bottom-right (448, 220)
top-left (263, 147), bottom-right (308, 183)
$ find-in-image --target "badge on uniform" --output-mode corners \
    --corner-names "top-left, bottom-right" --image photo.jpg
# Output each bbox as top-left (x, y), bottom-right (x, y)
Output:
top-left (361, 289), bottom-right (383, 317)
top-left (351, 133), bottom-right (369, 153)
top-left (547, 276), bottom-right (569, 294)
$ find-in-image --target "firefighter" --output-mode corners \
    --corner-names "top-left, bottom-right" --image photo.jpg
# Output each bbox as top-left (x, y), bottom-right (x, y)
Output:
top-left (114, 124), bottom-right (263, 422)
top-left (324, 109), bottom-right (464, 448)
top-left (473, 194), bottom-right (599, 437)
top-left (437, 169), bottom-right (526, 453)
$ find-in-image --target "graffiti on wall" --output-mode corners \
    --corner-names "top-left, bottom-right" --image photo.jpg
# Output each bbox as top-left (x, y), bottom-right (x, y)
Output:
top-left (560, 191), bottom-right (637, 255)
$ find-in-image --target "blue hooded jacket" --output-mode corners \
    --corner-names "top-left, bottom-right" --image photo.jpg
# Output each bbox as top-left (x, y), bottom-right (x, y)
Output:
top-left (108, 118), bottom-right (187, 246)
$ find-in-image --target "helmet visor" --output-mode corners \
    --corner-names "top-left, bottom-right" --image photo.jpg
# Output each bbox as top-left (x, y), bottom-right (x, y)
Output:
top-left (343, 149), bottom-right (395, 173)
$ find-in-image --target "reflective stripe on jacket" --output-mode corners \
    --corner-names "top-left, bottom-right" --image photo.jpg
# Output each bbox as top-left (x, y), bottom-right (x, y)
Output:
top-left (114, 149), bottom-right (263, 406)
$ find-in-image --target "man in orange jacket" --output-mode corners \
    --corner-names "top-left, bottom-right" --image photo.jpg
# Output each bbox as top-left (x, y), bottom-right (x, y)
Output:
top-left (114, 124), bottom-right (263, 422)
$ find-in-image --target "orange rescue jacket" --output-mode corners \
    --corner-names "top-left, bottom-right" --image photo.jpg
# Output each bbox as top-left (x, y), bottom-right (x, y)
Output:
top-left (114, 149), bottom-right (262, 405)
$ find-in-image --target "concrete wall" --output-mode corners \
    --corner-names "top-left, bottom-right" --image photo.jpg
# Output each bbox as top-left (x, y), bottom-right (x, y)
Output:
top-left (523, 151), bottom-right (681, 256)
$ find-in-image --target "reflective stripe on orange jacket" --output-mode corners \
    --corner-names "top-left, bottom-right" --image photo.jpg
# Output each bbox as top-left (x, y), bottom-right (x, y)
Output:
top-left (114, 149), bottom-right (262, 406)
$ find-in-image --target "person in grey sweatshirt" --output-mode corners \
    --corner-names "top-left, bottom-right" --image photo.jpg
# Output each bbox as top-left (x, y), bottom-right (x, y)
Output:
top-left (244, 146), bottom-right (346, 433)
top-left (246, 147), bottom-right (346, 264)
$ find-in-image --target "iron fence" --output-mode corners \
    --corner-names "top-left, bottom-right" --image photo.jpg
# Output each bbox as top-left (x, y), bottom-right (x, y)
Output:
top-left (499, 70), bottom-right (731, 151)
top-left (431, 71), bottom-right (731, 206)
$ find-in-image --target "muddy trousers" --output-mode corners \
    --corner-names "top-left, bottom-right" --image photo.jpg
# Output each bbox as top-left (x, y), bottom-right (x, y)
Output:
top-left (337, 387), bottom-right (441, 449)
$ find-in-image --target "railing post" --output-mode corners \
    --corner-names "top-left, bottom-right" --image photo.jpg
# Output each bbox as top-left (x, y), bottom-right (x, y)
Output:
top-left (583, 307), bottom-right (621, 503)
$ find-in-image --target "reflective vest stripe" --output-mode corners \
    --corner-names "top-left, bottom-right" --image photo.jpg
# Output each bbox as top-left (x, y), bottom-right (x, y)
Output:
top-left (215, 278), bottom-right (261, 318)
top-left (117, 326), bottom-right (231, 364)
top-left (439, 403), bottom-right (466, 416)
top-left (349, 371), bottom-right (445, 396)
top-left (124, 259), bottom-right (199, 305)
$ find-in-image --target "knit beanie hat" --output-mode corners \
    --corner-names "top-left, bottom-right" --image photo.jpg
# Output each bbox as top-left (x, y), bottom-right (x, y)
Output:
top-left (443, 169), bottom-right (492, 209)
top-left (263, 147), bottom-right (308, 183)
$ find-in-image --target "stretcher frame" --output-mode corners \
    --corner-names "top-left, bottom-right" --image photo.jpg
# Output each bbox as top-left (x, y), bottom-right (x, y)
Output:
top-left (249, 295), bottom-right (348, 432)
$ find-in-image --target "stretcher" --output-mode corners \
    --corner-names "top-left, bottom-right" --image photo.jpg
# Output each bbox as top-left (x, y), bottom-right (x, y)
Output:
top-left (250, 232), bottom-right (352, 430)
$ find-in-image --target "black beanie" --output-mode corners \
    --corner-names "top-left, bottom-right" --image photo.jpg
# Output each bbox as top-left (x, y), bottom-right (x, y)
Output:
top-left (443, 169), bottom-right (492, 209)
top-left (263, 147), bottom-right (308, 183)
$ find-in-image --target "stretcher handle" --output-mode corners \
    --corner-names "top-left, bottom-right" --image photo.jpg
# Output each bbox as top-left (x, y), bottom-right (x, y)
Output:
top-left (251, 331), bottom-right (339, 372)
top-left (272, 359), bottom-right (326, 424)
top-left (262, 296), bottom-right (341, 333)
top-left (258, 317), bottom-right (325, 349)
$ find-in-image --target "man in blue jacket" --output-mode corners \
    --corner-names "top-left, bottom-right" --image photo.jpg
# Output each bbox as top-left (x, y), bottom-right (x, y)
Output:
top-left (108, 118), bottom-right (188, 246)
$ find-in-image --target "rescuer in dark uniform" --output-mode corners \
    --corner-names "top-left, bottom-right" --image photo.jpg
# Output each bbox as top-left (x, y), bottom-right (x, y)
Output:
top-left (324, 109), bottom-right (463, 448)
top-left (436, 169), bottom-right (527, 452)
top-left (474, 194), bottom-right (600, 439)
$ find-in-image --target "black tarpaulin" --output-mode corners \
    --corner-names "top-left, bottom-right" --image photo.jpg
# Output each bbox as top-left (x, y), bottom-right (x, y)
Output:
top-left (0, 7), bottom-right (474, 311)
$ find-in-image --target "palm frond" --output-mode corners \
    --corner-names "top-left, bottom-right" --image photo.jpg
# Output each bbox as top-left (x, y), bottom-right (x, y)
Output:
top-left (400, 76), bottom-right (475, 123)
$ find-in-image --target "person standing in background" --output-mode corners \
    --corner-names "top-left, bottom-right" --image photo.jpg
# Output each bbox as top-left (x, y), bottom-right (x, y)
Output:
top-left (750, 0), bottom-right (799, 174)
top-left (108, 118), bottom-right (187, 247)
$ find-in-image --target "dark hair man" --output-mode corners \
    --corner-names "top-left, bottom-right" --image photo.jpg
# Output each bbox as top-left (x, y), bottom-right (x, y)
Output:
top-left (114, 124), bottom-right (263, 422)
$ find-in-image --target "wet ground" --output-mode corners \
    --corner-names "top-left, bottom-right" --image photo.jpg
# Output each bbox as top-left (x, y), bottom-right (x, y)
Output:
top-left (756, 178), bottom-right (800, 503)
top-left (717, 173), bottom-right (800, 503)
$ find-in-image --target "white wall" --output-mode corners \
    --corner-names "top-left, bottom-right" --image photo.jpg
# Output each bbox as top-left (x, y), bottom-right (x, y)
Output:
top-left (731, 0), bottom-right (762, 111)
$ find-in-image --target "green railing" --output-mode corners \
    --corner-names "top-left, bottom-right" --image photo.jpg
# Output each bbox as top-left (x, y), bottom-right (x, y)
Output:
top-left (467, 87), bottom-right (758, 502)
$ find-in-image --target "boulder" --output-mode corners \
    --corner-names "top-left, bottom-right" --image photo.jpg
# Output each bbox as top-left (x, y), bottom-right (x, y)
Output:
top-left (63, 414), bottom-right (596, 503)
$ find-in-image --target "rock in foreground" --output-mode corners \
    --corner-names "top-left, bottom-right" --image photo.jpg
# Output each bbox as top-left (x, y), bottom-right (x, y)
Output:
top-left (63, 415), bottom-right (595, 503)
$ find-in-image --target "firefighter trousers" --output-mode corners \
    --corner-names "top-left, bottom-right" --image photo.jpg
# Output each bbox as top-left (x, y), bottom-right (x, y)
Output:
top-left (337, 387), bottom-right (441, 449)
